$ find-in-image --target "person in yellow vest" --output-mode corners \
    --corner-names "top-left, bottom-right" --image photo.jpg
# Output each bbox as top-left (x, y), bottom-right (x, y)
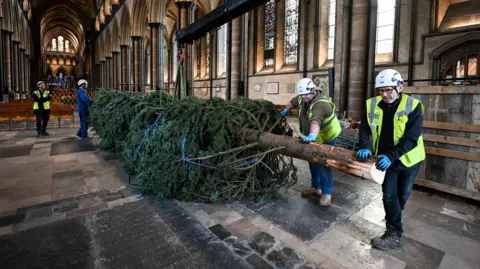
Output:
top-left (356, 69), bottom-right (425, 250)
top-left (279, 78), bottom-right (342, 206)
top-left (32, 81), bottom-right (52, 137)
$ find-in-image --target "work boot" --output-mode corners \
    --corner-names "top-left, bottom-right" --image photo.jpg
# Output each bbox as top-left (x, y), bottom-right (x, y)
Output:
top-left (36, 131), bottom-right (41, 138)
top-left (301, 187), bottom-right (321, 197)
top-left (371, 227), bottom-right (403, 250)
top-left (319, 194), bottom-right (331, 206)
top-left (42, 130), bottom-right (49, 136)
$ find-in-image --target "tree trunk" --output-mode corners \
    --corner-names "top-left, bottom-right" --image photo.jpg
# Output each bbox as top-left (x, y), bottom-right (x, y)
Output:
top-left (244, 130), bottom-right (384, 184)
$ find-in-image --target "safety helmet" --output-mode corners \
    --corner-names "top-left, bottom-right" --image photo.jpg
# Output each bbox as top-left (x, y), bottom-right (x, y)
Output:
top-left (36, 81), bottom-right (44, 86)
top-left (297, 78), bottom-right (316, 95)
top-left (78, 79), bottom-right (88, 86)
top-left (375, 69), bottom-right (404, 88)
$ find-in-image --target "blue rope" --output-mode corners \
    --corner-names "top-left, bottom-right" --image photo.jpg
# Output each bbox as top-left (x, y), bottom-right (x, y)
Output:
top-left (128, 112), bottom-right (165, 187)
top-left (180, 137), bottom-right (217, 169)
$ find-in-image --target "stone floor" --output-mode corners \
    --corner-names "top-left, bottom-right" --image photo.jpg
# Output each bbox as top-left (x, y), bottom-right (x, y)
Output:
top-left (1, 128), bottom-right (480, 269)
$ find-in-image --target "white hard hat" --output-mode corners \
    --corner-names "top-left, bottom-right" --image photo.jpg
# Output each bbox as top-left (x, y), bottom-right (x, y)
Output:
top-left (37, 81), bottom-right (44, 86)
top-left (375, 69), bottom-right (404, 88)
top-left (297, 78), bottom-right (316, 95)
top-left (78, 79), bottom-right (88, 86)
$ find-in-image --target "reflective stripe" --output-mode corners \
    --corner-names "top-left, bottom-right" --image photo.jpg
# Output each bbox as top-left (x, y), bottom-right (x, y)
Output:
top-left (322, 115), bottom-right (335, 128)
top-left (396, 96), bottom-right (414, 117)
top-left (368, 97), bottom-right (379, 124)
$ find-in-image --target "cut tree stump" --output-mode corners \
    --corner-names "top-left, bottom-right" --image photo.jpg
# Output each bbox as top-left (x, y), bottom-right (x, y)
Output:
top-left (244, 130), bottom-right (385, 184)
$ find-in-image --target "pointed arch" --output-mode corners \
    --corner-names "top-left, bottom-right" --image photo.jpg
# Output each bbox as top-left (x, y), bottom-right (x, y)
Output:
top-left (118, 5), bottom-right (132, 46)
top-left (148, 0), bottom-right (170, 23)
top-left (105, 27), bottom-right (112, 57)
top-left (111, 17), bottom-right (121, 52)
top-left (131, 0), bottom-right (149, 36)
top-left (12, 2), bottom-right (21, 41)
top-left (2, 0), bottom-right (13, 32)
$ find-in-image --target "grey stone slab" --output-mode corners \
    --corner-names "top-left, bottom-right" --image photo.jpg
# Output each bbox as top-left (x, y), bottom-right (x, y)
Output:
top-left (0, 144), bottom-right (33, 158)
top-left (337, 215), bottom-right (385, 244)
top-left (50, 139), bottom-right (96, 156)
top-left (385, 237), bottom-right (445, 269)
top-left (26, 206), bottom-right (53, 221)
top-left (209, 224), bottom-right (232, 240)
top-left (266, 247), bottom-right (303, 269)
top-left (0, 218), bottom-right (93, 269)
top-left (411, 207), bottom-right (480, 242)
top-left (0, 212), bottom-right (26, 227)
top-left (53, 177), bottom-right (86, 190)
top-left (102, 154), bottom-right (118, 161)
top-left (438, 254), bottom-right (476, 269)
top-left (52, 201), bottom-right (79, 213)
top-left (13, 130), bottom-right (39, 138)
top-left (248, 231), bottom-right (276, 255)
top-left (242, 194), bottom-right (350, 241)
top-left (246, 254), bottom-right (275, 269)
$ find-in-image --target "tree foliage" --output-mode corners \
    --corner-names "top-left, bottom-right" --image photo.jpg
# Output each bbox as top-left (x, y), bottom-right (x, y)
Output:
top-left (90, 90), bottom-right (298, 202)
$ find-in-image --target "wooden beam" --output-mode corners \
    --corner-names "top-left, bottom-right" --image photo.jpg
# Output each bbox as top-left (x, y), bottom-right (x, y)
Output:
top-left (423, 133), bottom-right (480, 148)
top-left (423, 120), bottom-right (480, 133)
top-left (404, 86), bottom-right (480, 94)
top-left (415, 178), bottom-right (480, 202)
top-left (425, 146), bottom-right (480, 162)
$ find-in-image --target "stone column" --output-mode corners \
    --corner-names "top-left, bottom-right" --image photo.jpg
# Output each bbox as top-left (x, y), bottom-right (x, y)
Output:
top-left (132, 36), bottom-right (145, 92)
top-left (150, 23), bottom-right (165, 91)
top-left (112, 51), bottom-right (119, 90)
top-left (12, 41), bottom-right (19, 95)
top-left (255, 6), bottom-right (265, 73)
top-left (0, 30), bottom-right (4, 102)
top-left (176, 1), bottom-right (192, 98)
top-left (25, 55), bottom-right (30, 93)
top-left (100, 60), bottom-right (105, 88)
top-left (120, 45), bottom-right (128, 91)
top-left (366, 0), bottom-right (378, 99)
top-left (5, 32), bottom-right (12, 95)
top-left (19, 49), bottom-right (24, 96)
top-left (275, 0), bottom-right (286, 71)
top-left (230, 17), bottom-right (242, 99)
top-left (108, 56), bottom-right (114, 90)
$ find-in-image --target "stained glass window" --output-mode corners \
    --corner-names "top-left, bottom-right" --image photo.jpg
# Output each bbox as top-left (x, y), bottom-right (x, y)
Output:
top-left (65, 40), bottom-right (70, 52)
top-left (217, 24), bottom-right (227, 77)
top-left (172, 38), bottom-right (178, 82)
top-left (264, 0), bottom-right (276, 67)
top-left (52, 39), bottom-right (57, 51)
top-left (206, 34), bottom-right (211, 75)
top-left (58, 36), bottom-right (64, 52)
top-left (376, 0), bottom-right (395, 54)
top-left (284, 0), bottom-right (299, 65)
top-left (328, 0), bottom-right (336, 60)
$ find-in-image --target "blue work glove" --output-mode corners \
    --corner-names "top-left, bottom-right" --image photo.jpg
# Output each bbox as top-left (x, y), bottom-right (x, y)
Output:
top-left (356, 149), bottom-right (372, 162)
top-left (301, 133), bottom-right (318, 144)
top-left (280, 108), bottom-right (289, 117)
top-left (375, 155), bottom-right (392, 171)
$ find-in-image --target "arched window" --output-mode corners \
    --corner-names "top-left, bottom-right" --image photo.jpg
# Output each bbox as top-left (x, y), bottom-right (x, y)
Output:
top-left (284, 0), bottom-right (299, 65)
top-left (443, 54), bottom-right (479, 85)
top-left (376, 0), bottom-right (395, 54)
top-left (206, 34), bottom-right (211, 75)
top-left (172, 38), bottom-right (178, 82)
top-left (164, 38), bottom-right (169, 86)
top-left (58, 36), bottom-right (64, 52)
top-left (327, 0), bottom-right (336, 60)
top-left (217, 24), bottom-right (227, 77)
top-left (52, 39), bottom-right (57, 51)
top-left (65, 40), bottom-right (70, 52)
top-left (264, 0), bottom-right (276, 67)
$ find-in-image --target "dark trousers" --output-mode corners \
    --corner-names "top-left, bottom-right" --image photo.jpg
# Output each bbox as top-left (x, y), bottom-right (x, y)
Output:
top-left (34, 109), bottom-right (50, 133)
top-left (382, 163), bottom-right (420, 235)
top-left (77, 110), bottom-right (89, 138)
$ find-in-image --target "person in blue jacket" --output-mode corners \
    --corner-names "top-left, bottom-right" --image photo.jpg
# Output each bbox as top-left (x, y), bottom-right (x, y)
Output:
top-left (76, 79), bottom-right (94, 138)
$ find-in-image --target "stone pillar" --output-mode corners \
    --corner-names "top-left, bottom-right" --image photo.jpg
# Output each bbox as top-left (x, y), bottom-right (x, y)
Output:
top-left (0, 30), bottom-right (4, 102)
top-left (347, 0), bottom-right (369, 120)
top-left (255, 6), bottom-right (265, 72)
top-left (107, 56), bottom-right (113, 90)
top-left (176, 1), bottom-right (192, 98)
top-left (120, 45), bottom-right (128, 91)
top-left (132, 36), bottom-right (145, 92)
top-left (25, 55), bottom-right (30, 93)
top-left (366, 0), bottom-right (378, 99)
top-left (112, 51), bottom-right (119, 90)
top-left (150, 23), bottom-right (165, 91)
top-left (19, 49), bottom-right (24, 96)
top-left (12, 41), bottom-right (19, 95)
top-left (230, 17), bottom-right (242, 99)
top-left (275, 0), bottom-right (286, 71)
top-left (6, 32), bottom-right (12, 95)
top-left (100, 60), bottom-right (105, 88)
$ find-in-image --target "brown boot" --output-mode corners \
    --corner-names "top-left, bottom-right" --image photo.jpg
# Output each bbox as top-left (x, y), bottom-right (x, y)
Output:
top-left (301, 187), bottom-right (321, 197)
top-left (319, 194), bottom-right (331, 206)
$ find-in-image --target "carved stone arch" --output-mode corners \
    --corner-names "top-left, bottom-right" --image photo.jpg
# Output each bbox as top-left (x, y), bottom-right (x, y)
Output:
top-left (131, 0), bottom-right (149, 37)
top-left (118, 4), bottom-right (132, 46)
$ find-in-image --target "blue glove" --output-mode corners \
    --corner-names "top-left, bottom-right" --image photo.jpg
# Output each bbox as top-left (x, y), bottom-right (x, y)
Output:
top-left (301, 133), bottom-right (318, 143)
top-left (280, 109), bottom-right (289, 117)
top-left (356, 149), bottom-right (372, 162)
top-left (375, 155), bottom-right (392, 171)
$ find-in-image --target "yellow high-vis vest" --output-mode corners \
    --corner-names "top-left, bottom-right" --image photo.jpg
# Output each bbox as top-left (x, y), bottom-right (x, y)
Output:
top-left (297, 96), bottom-right (341, 143)
top-left (366, 94), bottom-right (425, 167)
top-left (33, 90), bottom-right (51, 110)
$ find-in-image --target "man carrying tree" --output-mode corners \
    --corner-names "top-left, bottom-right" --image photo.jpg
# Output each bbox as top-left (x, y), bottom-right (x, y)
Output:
top-left (279, 78), bottom-right (342, 206)
top-left (32, 81), bottom-right (51, 137)
top-left (356, 69), bottom-right (425, 250)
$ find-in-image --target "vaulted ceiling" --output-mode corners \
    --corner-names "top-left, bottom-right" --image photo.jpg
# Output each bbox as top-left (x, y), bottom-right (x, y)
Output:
top-left (32, 0), bottom-right (96, 53)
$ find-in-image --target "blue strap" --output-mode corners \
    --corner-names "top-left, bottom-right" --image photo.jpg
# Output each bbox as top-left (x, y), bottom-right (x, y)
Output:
top-left (180, 137), bottom-right (218, 169)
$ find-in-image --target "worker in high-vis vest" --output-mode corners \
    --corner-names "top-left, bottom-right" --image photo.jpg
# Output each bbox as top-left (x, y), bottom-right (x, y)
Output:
top-left (279, 78), bottom-right (341, 206)
top-left (32, 81), bottom-right (52, 137)
top-left (356, 69), bottom-right (425, 250)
